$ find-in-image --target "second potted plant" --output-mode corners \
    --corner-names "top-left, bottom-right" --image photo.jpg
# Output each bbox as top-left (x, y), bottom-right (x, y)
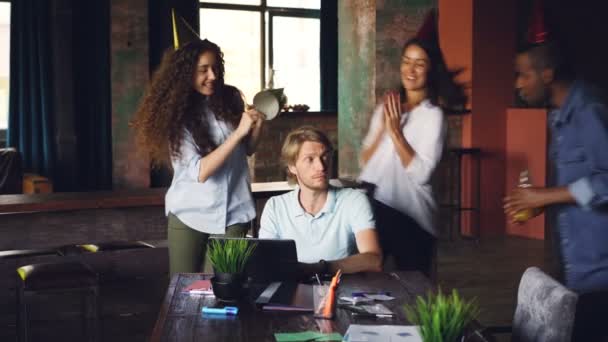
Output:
top-left (207, 239), bottom-right (257, 302)
top-left (404, 288), bottom-right (480, 342)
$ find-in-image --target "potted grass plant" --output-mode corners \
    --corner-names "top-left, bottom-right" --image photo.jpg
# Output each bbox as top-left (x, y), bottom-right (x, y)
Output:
top-left (404, 289), bottom-right (480, 342)
top-left (207, 239), bottom-right (257, 302)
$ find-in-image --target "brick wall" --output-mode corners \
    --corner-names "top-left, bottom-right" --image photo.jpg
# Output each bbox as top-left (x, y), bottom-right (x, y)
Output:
top-left (250, 111), bottom-right (461, 183)
top-left (249, 111), bottom-right (464, 239)
top-left (249, 112), bottom-right (338, 182)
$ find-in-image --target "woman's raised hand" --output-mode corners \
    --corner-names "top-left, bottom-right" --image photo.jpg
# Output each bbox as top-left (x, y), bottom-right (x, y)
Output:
top-left (235, 111), bottom-right (256, 138)
top-left (383, 91), bottom-right (402, 138)
top-left (236, 108), bottom-right (265, 138)
top-left (247, 107), bottom-right (266, 130)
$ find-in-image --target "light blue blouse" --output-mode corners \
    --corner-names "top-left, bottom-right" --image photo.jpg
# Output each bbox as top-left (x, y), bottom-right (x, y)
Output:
top-left (165, 104), bottom-right (255, 234)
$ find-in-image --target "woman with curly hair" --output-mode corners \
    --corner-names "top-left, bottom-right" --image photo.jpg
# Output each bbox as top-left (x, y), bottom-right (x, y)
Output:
top-left (132, 39), bottom-right (264, 276)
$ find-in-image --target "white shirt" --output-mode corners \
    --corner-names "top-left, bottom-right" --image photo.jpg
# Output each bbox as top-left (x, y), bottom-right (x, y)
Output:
top-left (258, 187), bottom-right (376, 263)
top-left (358, 99), bottom-right (446, 236)
top-left (165, 104), bottom-right (256, 234)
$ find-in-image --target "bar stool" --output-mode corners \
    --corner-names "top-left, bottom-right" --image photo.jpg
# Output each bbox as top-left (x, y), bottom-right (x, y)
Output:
top-left (442, 148), bottom-right (481, 241)
top-left (0, 249), bottom-right (60, 260)
top-left (59, 240), bottom-right (154, 255)
top-left (16, 261), bottom-right (100, 342)
top-left (1, 248), bottom-right (63, 338)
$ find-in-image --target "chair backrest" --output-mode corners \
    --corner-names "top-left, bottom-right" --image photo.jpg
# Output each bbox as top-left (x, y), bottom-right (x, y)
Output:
top-left (512, 267), bottom-right (578, 342)
top-left (0, 147), bottom-right (23, 194)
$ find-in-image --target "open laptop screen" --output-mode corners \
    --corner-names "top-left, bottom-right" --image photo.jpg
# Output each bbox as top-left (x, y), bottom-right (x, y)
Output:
top-left (208, 237), bottom-right (298, 282)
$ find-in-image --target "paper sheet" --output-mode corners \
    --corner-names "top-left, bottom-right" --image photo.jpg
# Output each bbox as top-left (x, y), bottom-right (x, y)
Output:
top-left (363, 294), bottom-right (395, 301)
top-left (343, 325), bottom-right (422, 342)
top-left (274, 331), bottom-right (343, 341)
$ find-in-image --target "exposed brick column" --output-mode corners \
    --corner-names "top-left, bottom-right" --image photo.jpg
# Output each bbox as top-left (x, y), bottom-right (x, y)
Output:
top-left (110, 0), bottom-right (150, 189)
top-left (337, 0), bottom-right (436, 179)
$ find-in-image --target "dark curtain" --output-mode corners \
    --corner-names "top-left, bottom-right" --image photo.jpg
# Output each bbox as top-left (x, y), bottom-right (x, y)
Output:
top-left (544, 0), bottom-right (608, 92)
top-left (7, 0), bottom-right (112, 191)
top-left (0, 148), bottom-right (22, 194)
top-left (7, 0), bottom-right (56, 178)
top-left (149, 0), bottom-right (199, 74)
top-left (72, 0), bottom-right (112, 191)
top-left (320, 0), bottom-right (338, 112)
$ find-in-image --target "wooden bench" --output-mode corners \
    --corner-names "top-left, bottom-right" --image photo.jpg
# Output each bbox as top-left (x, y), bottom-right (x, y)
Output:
top-left (0, 189), bottom-right (167, 250)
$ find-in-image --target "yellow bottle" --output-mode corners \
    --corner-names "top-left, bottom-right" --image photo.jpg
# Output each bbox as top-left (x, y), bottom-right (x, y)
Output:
top-left (513, 170), bottom-right (534, 222)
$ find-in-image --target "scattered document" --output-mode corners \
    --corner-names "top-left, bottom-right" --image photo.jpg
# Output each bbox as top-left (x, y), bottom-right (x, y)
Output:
top-left (182, 279), bottom-right (214, 295)
top-left (339, 296), bottom-right (375, 305)
top-left (274, 331), bottom-right (342, 342)
top-left (343, 325), bottom-right (422, 342)
top-left (363, 294), bottom-right (395, 301)
top-left (357, 303), bottom-right (394, 316)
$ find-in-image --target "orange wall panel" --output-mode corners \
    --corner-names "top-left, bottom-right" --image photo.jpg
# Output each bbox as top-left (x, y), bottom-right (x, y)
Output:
top-left (505, 108), bottom-right (547, 239)
top-left (439, 0), bottom-right (473, 111)
top-left (440, 0), bottom-right (516, 236)
top-left (470, 0), bottom-right (516, 236)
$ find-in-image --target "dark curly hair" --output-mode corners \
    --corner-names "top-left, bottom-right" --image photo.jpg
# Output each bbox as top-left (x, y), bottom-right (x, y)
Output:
top-left (399, 38), bottom-right (468, 111)
top-left (132, 39), bottom-right (244, 167)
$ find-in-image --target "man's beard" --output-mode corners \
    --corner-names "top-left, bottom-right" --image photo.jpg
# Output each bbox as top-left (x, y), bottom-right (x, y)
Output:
top-left (518, 88), bottom-right (551, 108)
top-left (299, 177), bottom-right (329, 192)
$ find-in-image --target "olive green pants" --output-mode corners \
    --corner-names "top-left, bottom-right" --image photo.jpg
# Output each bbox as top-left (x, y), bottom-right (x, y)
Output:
top-left (167, 213), bottom-right (249, 277)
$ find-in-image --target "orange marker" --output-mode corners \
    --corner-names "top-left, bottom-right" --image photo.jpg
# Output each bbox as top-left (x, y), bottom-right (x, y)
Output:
top-left (322, 269), bottom-right (342, 317)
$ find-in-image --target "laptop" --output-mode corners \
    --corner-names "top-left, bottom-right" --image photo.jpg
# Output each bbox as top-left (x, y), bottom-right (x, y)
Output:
top-left (208, 237), bottom-right (299, 282)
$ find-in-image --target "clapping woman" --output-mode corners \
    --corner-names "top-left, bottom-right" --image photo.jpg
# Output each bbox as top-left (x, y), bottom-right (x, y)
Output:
top-left (359, 36), bottom-right (466, 277)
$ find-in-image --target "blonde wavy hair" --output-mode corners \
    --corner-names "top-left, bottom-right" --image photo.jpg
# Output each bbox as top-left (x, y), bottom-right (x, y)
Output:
top-left (281, 126), bottom-right (334, 184)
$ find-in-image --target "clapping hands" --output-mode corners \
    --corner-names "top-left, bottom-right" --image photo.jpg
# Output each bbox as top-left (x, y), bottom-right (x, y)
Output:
top-left (383, 91), bottom-right (404, 139)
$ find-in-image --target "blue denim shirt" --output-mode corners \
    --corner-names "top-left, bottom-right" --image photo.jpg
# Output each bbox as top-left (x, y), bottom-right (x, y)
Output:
top-left (549, 80), bottom-right (608, 293)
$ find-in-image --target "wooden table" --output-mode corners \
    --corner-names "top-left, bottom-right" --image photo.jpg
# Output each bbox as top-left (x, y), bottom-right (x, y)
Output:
top-left (150, 272), bottom-right (493, 342)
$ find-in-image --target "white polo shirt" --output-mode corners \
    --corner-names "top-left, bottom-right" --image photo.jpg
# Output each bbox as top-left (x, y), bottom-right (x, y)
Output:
top-left (358, 99), bottom-right (446, 237)
top-left (258, 187), bottom-right (376, 263)
top-left (165, 103), bottom-right (255, 234)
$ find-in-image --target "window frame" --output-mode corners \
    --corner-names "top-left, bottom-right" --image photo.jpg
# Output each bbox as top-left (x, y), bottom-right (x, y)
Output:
top-left (0, 0), bottom-right (9, 146)
top-left (267, 10), bottom-right (319, 76)
top-left (199, 0), bottom-right (320, 96)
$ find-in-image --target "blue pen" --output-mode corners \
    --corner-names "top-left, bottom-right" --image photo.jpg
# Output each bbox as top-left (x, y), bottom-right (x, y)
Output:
top-left (202, 306), bottom-right (239, 315)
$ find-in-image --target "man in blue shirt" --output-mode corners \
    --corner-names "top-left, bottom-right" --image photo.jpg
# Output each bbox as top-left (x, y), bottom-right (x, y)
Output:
top-left (504, 42), bottom-right (608, 341)
top-left (504, 42), bottom-right (608, 293)
top-left (259, 126), bottom-right (383, 276)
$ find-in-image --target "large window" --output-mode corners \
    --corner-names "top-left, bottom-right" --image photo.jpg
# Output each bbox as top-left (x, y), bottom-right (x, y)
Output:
top-left (200, 0), bottom-right (321, 110)
top-left (0, 1), bottom-right (10, 140)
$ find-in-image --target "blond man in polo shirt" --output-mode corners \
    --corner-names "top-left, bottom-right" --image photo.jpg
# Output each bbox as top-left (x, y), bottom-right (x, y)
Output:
top-left (259, 127), bottom-right (383, 276)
